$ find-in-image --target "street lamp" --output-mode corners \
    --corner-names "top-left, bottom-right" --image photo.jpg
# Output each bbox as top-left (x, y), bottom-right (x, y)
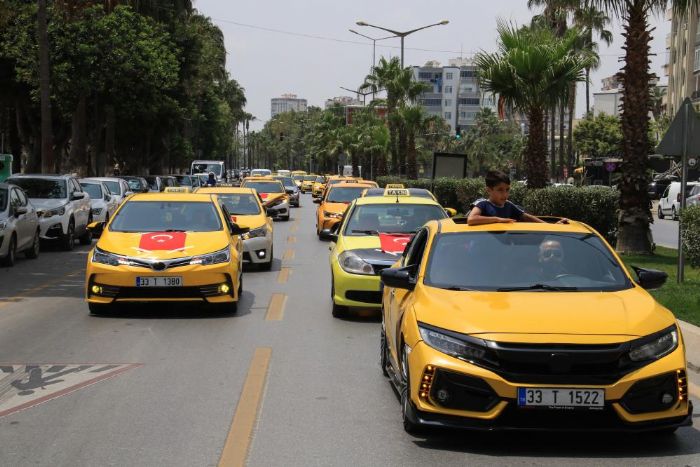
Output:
top-left (348, 29), bottom-right (396, 71)
top-left (340, 86), bottom-right (374, 106)
top-left (355, 20), bottom-right (449, 67)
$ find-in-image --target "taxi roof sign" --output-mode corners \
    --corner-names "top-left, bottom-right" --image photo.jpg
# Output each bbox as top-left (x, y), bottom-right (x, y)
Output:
top-left (164, 186), bottom-right (191, 193)
top-left (384, 188), bottom-right (410, 197)
top-left (385, 183), bottom-right (405, 189)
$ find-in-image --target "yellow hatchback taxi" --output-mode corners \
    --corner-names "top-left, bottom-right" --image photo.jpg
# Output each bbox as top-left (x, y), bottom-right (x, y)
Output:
top-left (85, 192), bottom-right (248, 314)
top-left (241, 177), bottom-right (290, 221)
top-left (324, 189), bottom-right (449, 317)
top-left (380, 217), bottom-right (691, 434)
top-left (195, 187), bottom-right (274, 270)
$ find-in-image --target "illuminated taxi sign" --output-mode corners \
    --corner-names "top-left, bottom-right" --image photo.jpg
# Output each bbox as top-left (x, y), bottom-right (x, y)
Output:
top-left (384, 188), bottom-right (410, 197)
top-left (385, 184), bottom-right (405, 189)
top-left (343, 179), bottom-right (359, 183)
top-left (164, 186), bottom-right (191, 193)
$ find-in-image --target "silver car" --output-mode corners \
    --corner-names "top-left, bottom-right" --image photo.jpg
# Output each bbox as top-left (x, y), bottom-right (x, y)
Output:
top-left (0, 183), bottom-right (40, 266)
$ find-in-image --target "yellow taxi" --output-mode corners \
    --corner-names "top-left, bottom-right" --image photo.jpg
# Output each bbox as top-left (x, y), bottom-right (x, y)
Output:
top-left (300, 175), bottom-right (317, 193)
top-left (241, 177), bottom-right (290, 221)
top-left (362, 187), bottom-right (458, 217)
top-left (315, 182), bottom-right (374, 237)
top-left (320, 176), bottom-right (358, 199)
top-left (311, 175), bottom-right (327, 199)
top-left (85, 192), bottom-right (247, 314)
top-left (324, 189), bottom-right (449, 317)
top-left (195, 187), bottom-right (274, 270)
top-left (380, 217), bottom-right (691, 434)
top-left (291, 170), bottom-right (307, 188)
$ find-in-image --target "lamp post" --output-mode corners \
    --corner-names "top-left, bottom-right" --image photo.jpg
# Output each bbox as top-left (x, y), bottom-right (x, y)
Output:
top-left (355, 20), bottom-right (449, 68)
top-left (348, 29), bottom-right (396, 71)
top-left (340, 86), bottom-right (374, 106)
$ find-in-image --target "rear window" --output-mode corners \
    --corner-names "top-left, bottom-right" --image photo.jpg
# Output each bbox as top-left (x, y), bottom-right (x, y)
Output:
top-left (326, 187), bottom-right (367, 203)
top-left (243, 181), bottom-right (284, 194)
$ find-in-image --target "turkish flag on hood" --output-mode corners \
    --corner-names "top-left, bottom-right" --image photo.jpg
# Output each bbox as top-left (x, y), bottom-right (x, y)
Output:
top-left (378, 233), bottom-right (413, 254)
top-left (139, 232), bottom-right (187, 251)
top-left (259, 193), bottom-right (269, 200)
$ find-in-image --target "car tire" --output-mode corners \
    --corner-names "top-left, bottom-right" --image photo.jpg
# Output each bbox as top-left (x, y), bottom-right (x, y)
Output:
top-left (62, 220), bottom-right (75, 251)
top-left (1, 235), bottom-right (16, 267)
top-left (88, 302), bottom-right (112, 316)
top-left (401, 346), bottom-right (423, 435)
top-left (25, 229), bottom-right (40, 259)
top-left (657, 205), bottom-right (665, 219)
top-left (380, 324), bottom-right (389, 377)
top-left (672, 207), bottom-right (678, 221)
top-left (79, 217), bottom-right (93, 245)
top-left (260, 245), bottom-right (273, 271)
top-left (330, 280), bottom-right (347, 318)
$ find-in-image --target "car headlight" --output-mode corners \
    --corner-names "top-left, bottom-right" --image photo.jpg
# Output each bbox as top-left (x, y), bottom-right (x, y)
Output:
top-left (419, 324), bottom-right (488, 362)
top-left (243, 226), bottom-right (267, 240)
top-left (324, 211), bottom-right (343, 219)
top-left (41, 206), bottom-right (66, 218)
top-left (629, 326), bottom-right (678, 362)
top-left (92, 247), bottom-right (126, 266)
top-left (338, 250), bottom-right (374, 275)
top-left (190, 247), bottom-right (230, 265)
top-left (92, 208), bottom-right (103, 215)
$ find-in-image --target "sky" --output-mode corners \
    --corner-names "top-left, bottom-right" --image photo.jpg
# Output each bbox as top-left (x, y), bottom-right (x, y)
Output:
top-left (195, 0), bottom-right (671, 131)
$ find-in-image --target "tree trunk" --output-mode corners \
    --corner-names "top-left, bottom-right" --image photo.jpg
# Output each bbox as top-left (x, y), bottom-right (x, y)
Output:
top-left (388, 109), bottom-right (399, 175)
top-left (376, 150), bottom-right (387, 177)
top-left (585, 67), bottom-right (591, 115)
top-left (398, 122), bottom-right (407, 177)
top-left (68, 95), bottom-right (87, 173)
top-left (525, 106), bottom-right (548, 188)
top-left (567, 82), bottom-right (575, 178)
top-left (351, 151), bottom-right (359, 177)
top-left (15, 98), bottom-right (40, 173)
top-left (97, 105), bottom-right (115, 176)
top-left (406, 133), bottom-right (417, 179)
top-left (615, 0), bottom-right (653, 254)
top-left (549, 105), bottom-right (556, 181)
top-left (37, 0), bottom-right (54, 174)
top-left (558, 103), bottom-right (565, 181)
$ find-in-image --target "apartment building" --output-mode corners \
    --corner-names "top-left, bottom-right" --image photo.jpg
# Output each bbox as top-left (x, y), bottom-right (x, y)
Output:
top-left (271, 94), bottom-right (308, 118)
top-left (665, 5), bottom-right (700, 114)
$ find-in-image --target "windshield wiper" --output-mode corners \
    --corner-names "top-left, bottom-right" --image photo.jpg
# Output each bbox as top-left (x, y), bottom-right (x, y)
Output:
top-left (352, 229), bottom-right (378, 234)
top-left (441, 286), bottom-right (475, 291)
top-left (497, 284), bottom-right (579, 292)
top-left (163, 229), bottom-right (186, 232)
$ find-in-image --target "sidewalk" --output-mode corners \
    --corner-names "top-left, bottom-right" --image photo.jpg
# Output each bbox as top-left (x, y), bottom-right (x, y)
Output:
top-left (680, 320), bottom-right (700, 397)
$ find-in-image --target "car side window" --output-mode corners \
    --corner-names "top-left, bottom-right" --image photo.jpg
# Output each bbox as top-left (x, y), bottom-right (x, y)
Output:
top-left (10, 189), bottom-right (21, 208)
top-left (403, 229), bottom-right (429, 272)
top-left (14, 189), bottom-right (28, 206)
top-left (662, 186), bottom-right (671, 199)
top-left (71, 179), bottom-right (81, 194)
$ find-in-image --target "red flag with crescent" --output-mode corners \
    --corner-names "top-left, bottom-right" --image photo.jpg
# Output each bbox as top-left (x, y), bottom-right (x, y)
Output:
top-left (378, 233), bottom-right (413, 254)
top-left (139, 232), bottom-right (187, 251)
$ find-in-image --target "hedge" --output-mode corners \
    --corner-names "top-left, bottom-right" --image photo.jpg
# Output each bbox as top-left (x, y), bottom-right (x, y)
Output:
top-left (681, 205), bottom-right (700, 268)
top-left (376, 176), bottom-right (619, 241)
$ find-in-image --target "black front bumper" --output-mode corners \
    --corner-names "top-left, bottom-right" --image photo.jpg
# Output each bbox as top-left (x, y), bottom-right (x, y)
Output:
top-left (406, 400), bottom-right (693, 433)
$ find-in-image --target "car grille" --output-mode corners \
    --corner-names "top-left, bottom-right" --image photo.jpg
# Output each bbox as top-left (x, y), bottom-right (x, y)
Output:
top-left (124, 257), bottom-right (193, 271)
top-left (345, 290), bottom-right (382, 304)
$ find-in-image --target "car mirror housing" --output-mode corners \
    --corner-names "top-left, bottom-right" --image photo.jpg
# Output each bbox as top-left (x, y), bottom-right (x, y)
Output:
top-left (445, 207), bottom-right (457, 217)
top-left (632, 266), bottom-right (668, 290)
top-left (230, 222), bottom-right (249, 236)
top-left (381, 267), bottom-right (416, 291)
top-left (313, 198), bottom-right (321, 204)
top-left (319, 229), bottom-right (337, 242)
top-left (87, 221), bottom-right (105, 236)
top-left (71, 192), bottom-right (86, 201)
top-left (14, 206), bottom-right (28, 217)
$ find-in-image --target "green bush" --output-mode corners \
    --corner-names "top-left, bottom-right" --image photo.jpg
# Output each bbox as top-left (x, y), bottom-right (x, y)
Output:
top-left (377, 176), bottom-right (619, 241)
top-left (681, 205), bottom-right (700, 268)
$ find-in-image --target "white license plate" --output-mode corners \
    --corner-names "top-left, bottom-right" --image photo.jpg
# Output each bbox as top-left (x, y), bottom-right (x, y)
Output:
top-left (518, 388), bottom-right (604, 408)
top-left (135, 276), bottom-right (183, 287)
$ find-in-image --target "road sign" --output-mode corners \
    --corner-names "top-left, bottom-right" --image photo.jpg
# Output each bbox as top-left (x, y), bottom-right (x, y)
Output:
top-left (689, 158), bottom-right (697, 168)
top-left (605, 162), bottom-right (617, 172)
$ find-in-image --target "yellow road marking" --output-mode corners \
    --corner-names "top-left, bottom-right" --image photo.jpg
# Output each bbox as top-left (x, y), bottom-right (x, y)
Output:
top-left (265, 293), bottom-right (287, 321)
top-left (689, 381), bottom-right (700, 399)
top-left (218, 347), bottom-right (272, 467)
top-left (287, 236), bottom-right (296, 244)
top-left (277, 267), bottom-right (292, 284)
top-left (282, 249), bottom-right (295, 261)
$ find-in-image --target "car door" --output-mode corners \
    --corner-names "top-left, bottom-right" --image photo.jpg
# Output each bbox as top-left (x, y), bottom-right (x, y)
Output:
top-left (660, 185), bottom-right (671, 214)
top-left (387, 228), bottom-right (430, 367)
top-left (12, 188), bottom-right (35, 250)
top-left (71, 178), bottom-right (90, 227)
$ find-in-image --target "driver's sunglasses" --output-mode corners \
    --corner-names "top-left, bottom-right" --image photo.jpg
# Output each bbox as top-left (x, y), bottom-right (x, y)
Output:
top-left (542, 249), bottom-right (563, 259)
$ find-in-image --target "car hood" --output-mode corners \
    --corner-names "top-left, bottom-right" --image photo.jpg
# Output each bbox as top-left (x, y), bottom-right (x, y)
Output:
top-left (259, 193), bottom-right (286, 205)
top-left (30, 199), bottom-right (68, 210)
top-left (97, 231), bottom-right (229, 259)
top-left (414, 286), bottom-right (676, 342)
top-left (228, 213), bottom-right (267, 230)
top-left (322, 202), bottom-right (350, 214)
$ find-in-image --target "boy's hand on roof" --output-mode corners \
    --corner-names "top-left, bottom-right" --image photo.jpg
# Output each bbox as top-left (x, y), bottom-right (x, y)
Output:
top-left (556, 218), bottom-right (569, 224)
top-left (498, 217), bottom-right (516, 223)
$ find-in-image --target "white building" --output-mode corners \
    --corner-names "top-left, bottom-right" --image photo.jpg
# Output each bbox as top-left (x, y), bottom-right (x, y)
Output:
top-left (412, 58), bottom-right (497, 135)
top-left (593, 90), bottom-right (623, 117)
top-left (271, 94), bottom-right (308, 118)
top-left (325, 96), bottom-right (363, 109)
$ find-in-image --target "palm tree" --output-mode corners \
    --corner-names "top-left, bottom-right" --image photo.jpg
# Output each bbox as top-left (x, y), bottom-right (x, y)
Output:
top-left (475, 21), bottom-right (592, 188)
top-left (650, 85), bottom-right (667, 119)
top-left (399, 105), bottom-right (429, 179)
top-left (574, 5), bottom-right (613, 114)
top-left (594, 0), bottom-right (699, 253)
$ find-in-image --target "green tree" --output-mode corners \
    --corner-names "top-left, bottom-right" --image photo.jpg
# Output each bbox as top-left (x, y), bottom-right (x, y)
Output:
top-left (573, 5), bottom-right (613, 114)
top-left (573, 113), bottom-right (622, 158)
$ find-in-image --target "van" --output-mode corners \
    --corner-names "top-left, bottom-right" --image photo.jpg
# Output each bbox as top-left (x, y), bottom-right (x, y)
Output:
top-left (658, 181), bottom-right (700, 220)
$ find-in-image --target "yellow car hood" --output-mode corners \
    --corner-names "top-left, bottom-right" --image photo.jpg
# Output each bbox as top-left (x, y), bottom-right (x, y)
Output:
top-left (322, 202), bottom-right (350, 214)
top-left (414, 286), bottom-right (675, 343)
top-left (228, 213), bottom-right (267, 230)
top-left (98, 231), bottom-right (229, 259)
top-left (339, 235), bottom-right (380, 251)
top-left (260, 193), bottom-right (286, 205)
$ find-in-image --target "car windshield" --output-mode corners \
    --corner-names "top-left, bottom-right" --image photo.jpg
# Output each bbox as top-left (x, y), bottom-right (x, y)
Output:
top-left (327, 187), bottom-right (368, 203)
top-left (303, 175), bottom-right (316, 181)
top-left (344, 203), bottom-right (447, 235)
top-left (315, 176), bottom-right (325, 183)
top-left (145, 177), bottom-right (159, 190)
top-left (244, 181), bottom-right (284, 194)
top-left (251, 170), bottom-right (271, 177)
top-left (293, 175), bottom-right (304, 181)
top-left (424, 232), bottom-right (631, 292)
top-left (218, 194), bottom-right (261, 215)
top-left (9, 178), bottom-right (67, 199)
top-left (274, 177), bottom-right (295, 188)
top-left (0, 188), bottom-right (7, 211)
top-left (176, 176), bottom-right (193, 186)
top-left (192, 163), bottom-right (222, 176)
top-left (103, 181), bottom-right (121, 195)
top-left (80, 183), bottom-right (103, 199)
top-left (110, 201), bottom-right (222, 232)
top-left (124, 178), bottom-right (144, 191)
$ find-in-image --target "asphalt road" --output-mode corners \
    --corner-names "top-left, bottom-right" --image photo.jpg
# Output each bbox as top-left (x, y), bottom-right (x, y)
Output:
top-left (1, 198), bottom-right (700, 467)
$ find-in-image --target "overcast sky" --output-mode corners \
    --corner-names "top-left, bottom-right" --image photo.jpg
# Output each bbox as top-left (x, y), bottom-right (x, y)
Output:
top-left (195, 0), bottom-right (670, 131)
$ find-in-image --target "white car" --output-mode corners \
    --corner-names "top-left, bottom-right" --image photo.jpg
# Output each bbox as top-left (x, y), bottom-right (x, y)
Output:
top-left (658, 181), bottom-right (700, 220)
top-left (7, 174), bottom-right (92, 250)
top-left (0, 183), bottom-right (40, 266)
top-left (83, 177), bottom-right (132, 204)
top-left (687, 184), bottom-right (700, 208)
top-left (79, 179), bottom-right (118, 224)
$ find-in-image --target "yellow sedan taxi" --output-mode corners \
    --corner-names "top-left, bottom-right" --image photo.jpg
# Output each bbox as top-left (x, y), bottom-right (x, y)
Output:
top-left (324, 189), bottom-right (449, 317)
top-left (380, 217), bottom-right (691, 434)
top-left (241, 177), bottom-right (290, 221)
top-left (315, 182), bottom-right (373, 237)
top-left (85, 192), bottom-right (248, 314)
top-left (311, 175), bottom-right (327, 199)
top-left (195, 187), bottom-right (274, 270)
top-left (300, 175), bottom-right (317, 193)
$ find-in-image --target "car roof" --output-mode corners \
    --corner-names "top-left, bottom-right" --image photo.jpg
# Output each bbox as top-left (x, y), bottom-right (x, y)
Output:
top-left (434, 217), bottom-right (594, 234)
top-left (363, 188), bottom-right (435, 199)
top-left (8, 174), bottom-right (72, 180)
top-left (329, 182), bottom-right (375, 189)
top-left (84, 177), bottom-right (123, 182)
top-left (195, 187), bottom-right (256, 195)
top-left (128, 193), bottom-right (216, 202)
top-left (354, 194), bottom-right (441, 206)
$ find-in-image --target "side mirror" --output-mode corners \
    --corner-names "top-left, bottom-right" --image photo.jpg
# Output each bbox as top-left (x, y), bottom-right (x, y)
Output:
top-left (313, 198), bottom-right (321, 204)
top-left (445, 208), bottom-right (457, 217)
top-left (124, 191), bottom-right (134, 197)
top-left (632, 266), bottom-right (668, 290)
top-left (381, 267), bottom-right (416, 291)
top-left (87, 221), bottom-right (105, 236)
top-left (319, 229), bottom-right (337, 242)
top-left (14, 206), bottom-right (28, 216)
top-left (230, 222), bottom-right (249, 236)
top-left (71, 192), bottom-right (86, 201)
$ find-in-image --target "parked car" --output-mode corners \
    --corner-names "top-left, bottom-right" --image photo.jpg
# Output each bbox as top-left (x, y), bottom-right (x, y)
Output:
top-left (145, 175), bottom-right (164, 192)
top-left (658, 181), bottom-right (700, 220)
top-left (119, 176), bottom-right (150, 193)
top-left (83, 177), bottom-right (132, 204)
top-left (172, 174), bottom-right (201, 189)
top-left (79, 179), bottom-right (118, 224)
top-left (0, 183), bottom-right (40, 266)
top-left (687, 184), bottom-right (700, 208)
top-left (7, 174), bottom-right (92, 250)
top-left (273, 176), bottom-right (300, 207)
